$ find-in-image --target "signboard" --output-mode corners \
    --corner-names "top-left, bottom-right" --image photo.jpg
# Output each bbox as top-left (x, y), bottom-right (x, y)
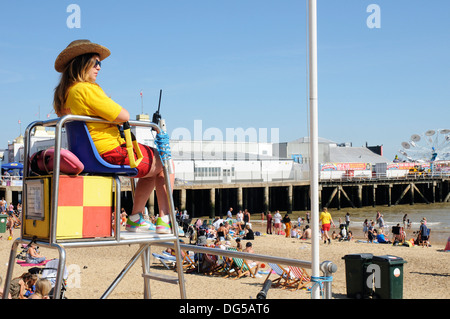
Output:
top-left (320, 163), bottom-right (371, 171)
top-left (25, 179), bottom-right (45, 221)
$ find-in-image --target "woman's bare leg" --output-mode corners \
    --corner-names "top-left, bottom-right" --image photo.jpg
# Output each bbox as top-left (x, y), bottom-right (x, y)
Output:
top-left (131, 153), bottom-right (174, 218)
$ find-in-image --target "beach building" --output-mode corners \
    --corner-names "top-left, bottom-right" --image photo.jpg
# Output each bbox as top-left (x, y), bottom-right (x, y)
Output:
top-left (1, 115), bottom-right (389, 186)
top-left (0, 115), bottom-right (397, 216)
top-left (0, 115), bottom-right (388, 205)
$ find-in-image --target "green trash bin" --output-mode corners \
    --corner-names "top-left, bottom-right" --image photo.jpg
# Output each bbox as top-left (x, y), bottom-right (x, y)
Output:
top-left (371, 255), bottom-right (407, 299)
top-left (342, 253), bottom-right (373, 299)
top-left (0, 214), bottom-right (8, 233)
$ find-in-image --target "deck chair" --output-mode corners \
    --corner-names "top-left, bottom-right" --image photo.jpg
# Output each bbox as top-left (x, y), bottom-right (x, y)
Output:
top-left (264, 263), bottom-right (292, 288)
top-left (160, 250), bottom-right (197, 271)
top-left (201, 254), bottom-right (221, 275)
top-left (286, 266), bottom-right (311, 290)
top-left (187, 252), bottom-right (218, 274)
top-left (152, 252), bottom-right (177, 270)
top-left (182, 251), bottom-right (197, 270)
top-left (231, 258), bottom-right (257, 279)
top-left (212, 251), bottom-right (236, 278)
top-left (219, 247), bottom-right (242, 278)
top-left (228, 251), bottom-right (258, 280)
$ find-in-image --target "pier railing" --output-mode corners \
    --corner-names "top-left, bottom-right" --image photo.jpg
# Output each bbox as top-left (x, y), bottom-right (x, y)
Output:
top-left (174, 170), bottom-right (450, 186)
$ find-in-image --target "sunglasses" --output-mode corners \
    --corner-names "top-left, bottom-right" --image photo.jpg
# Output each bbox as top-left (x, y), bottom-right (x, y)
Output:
top-left (94, 59), bottom-right (101, 68)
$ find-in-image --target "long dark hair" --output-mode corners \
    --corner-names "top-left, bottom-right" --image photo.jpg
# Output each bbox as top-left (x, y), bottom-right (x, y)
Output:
top-left (53, 53), bottom-right (97, 116)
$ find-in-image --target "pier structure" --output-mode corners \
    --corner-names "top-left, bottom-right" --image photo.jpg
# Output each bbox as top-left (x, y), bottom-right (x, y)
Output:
top-left (2, 175), bottom-right (449, 219)
top-left (168, 176), bottom-right (450, 218)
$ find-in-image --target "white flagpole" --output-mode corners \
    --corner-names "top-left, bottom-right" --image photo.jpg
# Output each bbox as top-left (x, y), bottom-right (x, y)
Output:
top-left (309, 0), bottom-right (321, 299)
top-left (140, 90), bottom-right (144, 114)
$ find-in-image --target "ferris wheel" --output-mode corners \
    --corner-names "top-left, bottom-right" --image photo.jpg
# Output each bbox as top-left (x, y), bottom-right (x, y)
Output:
top-left (398, 129), bottom-right (450, 162)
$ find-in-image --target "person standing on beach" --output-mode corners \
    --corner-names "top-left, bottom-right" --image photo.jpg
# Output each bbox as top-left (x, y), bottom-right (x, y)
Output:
top-left (266, 211), bottom-right (272, 234)
top-left (226, 207), bottom-right (233, 220)
top-left (367, 221), bottom-right (376, 243)
top-left (53, 39), bottom-right (173, 234)
top-left (319, 207), bottom-right (335, 244)
top-left (403, 214), bottom-right (408, 230)
top-left (363, 219), bottom-right (369, 239)
top-left (273, 210), bottom-right (282, 235)
top-left (243, 209), bottom-right (250, 227)
top-left (377, 214), bottom-right (386, 232)
top-left (282, 214), bottom-right (292, 238)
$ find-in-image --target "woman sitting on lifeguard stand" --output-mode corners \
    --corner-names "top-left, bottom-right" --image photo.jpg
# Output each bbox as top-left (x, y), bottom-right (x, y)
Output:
top-left (53, 39), bottom-right (172, 234)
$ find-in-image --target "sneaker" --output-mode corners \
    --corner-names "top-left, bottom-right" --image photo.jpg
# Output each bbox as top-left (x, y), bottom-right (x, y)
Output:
top-left (156, 215), bottom-right (172, 234)
top-left (126, 213), bottom-right (153, 232)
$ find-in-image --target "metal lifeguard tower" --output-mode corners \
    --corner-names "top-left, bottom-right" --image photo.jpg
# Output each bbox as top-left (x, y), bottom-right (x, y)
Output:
top-left (2, 115), bottom-right (186, 299)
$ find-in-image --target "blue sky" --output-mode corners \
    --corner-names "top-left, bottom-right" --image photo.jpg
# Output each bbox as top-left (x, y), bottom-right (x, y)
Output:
top-left (0, 0), bottom-right (449, 161)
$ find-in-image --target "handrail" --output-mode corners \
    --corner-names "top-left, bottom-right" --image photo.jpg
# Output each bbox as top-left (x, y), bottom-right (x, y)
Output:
top-left (155, 241), bottom-right (337, 298)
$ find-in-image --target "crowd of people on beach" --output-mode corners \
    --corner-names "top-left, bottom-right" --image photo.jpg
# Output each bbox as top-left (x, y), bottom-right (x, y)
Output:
top-left (359, 211), bottom-right (431, 247)
top-left (172, 206), bottom-right (433, 250)
top-left (1, 200), bottom-right (437, 298)
top-left (175, 207), bottom-right (314, 246)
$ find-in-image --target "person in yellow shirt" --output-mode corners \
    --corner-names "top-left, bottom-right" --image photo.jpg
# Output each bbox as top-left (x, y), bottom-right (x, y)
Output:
top-left (319, 207), bottom-right (335, 244)
top-left (53, 39), bottom-right (172, 234)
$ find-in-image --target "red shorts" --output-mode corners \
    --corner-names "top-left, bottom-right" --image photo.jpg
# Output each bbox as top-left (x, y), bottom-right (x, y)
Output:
top-left (101, 143), bottom-right (153, 178)
top-left (322, 224), bottom-right (331, 232)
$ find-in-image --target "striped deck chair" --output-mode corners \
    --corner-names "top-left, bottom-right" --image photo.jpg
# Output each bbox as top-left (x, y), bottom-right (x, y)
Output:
top-left (204, 249), bottom-right (229, 276)
top-left (226, 248), bottom-right (258, 280)
top-left (212, 254), bottom-right (239, 278)
top-left (286, 266), bottom-right (311, 290)
top-left (264, 263), bottom-right (292, 288)
top-left (182, 251), bottom-right (197, 270)
top-left (159, 250), bottom-right (197, 271)
top-left (152, 252), bottom-right (176, 270)
top-left (219, 247), bottom-right (239, 278)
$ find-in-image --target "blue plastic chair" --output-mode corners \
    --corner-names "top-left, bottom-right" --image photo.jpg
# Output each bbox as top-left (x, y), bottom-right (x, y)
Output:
top-left (65, 120), bottom-right (138, 176)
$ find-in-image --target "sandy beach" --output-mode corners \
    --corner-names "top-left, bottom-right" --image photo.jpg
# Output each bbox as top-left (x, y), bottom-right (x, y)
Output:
top-left (1, 220), bottom-right (448, 300)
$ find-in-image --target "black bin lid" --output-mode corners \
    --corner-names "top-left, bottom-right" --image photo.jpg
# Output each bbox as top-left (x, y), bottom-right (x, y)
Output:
top-left (372, 255), bottom-right (407, 264)
top-left (342, 253), bottom-right (373, 260)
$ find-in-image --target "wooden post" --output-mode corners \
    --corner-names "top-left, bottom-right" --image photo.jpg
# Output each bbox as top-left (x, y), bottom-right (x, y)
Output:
top-left (264, 186), bottom-right (269, 212)
top-left (237, 187), bottom-right (243, 211)
top-left (288, 185), bottom-right (293, 214)
top-left (209, 188), bottom-right (215, 219)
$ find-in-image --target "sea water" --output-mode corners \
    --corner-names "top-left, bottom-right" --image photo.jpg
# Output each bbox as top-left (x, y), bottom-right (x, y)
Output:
top-left (330, 202), bottom-right (450, 244)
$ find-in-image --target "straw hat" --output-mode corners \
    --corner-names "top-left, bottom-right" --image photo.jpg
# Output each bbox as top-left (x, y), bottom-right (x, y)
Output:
top-left (54, 39), bottom-right (110, 72)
